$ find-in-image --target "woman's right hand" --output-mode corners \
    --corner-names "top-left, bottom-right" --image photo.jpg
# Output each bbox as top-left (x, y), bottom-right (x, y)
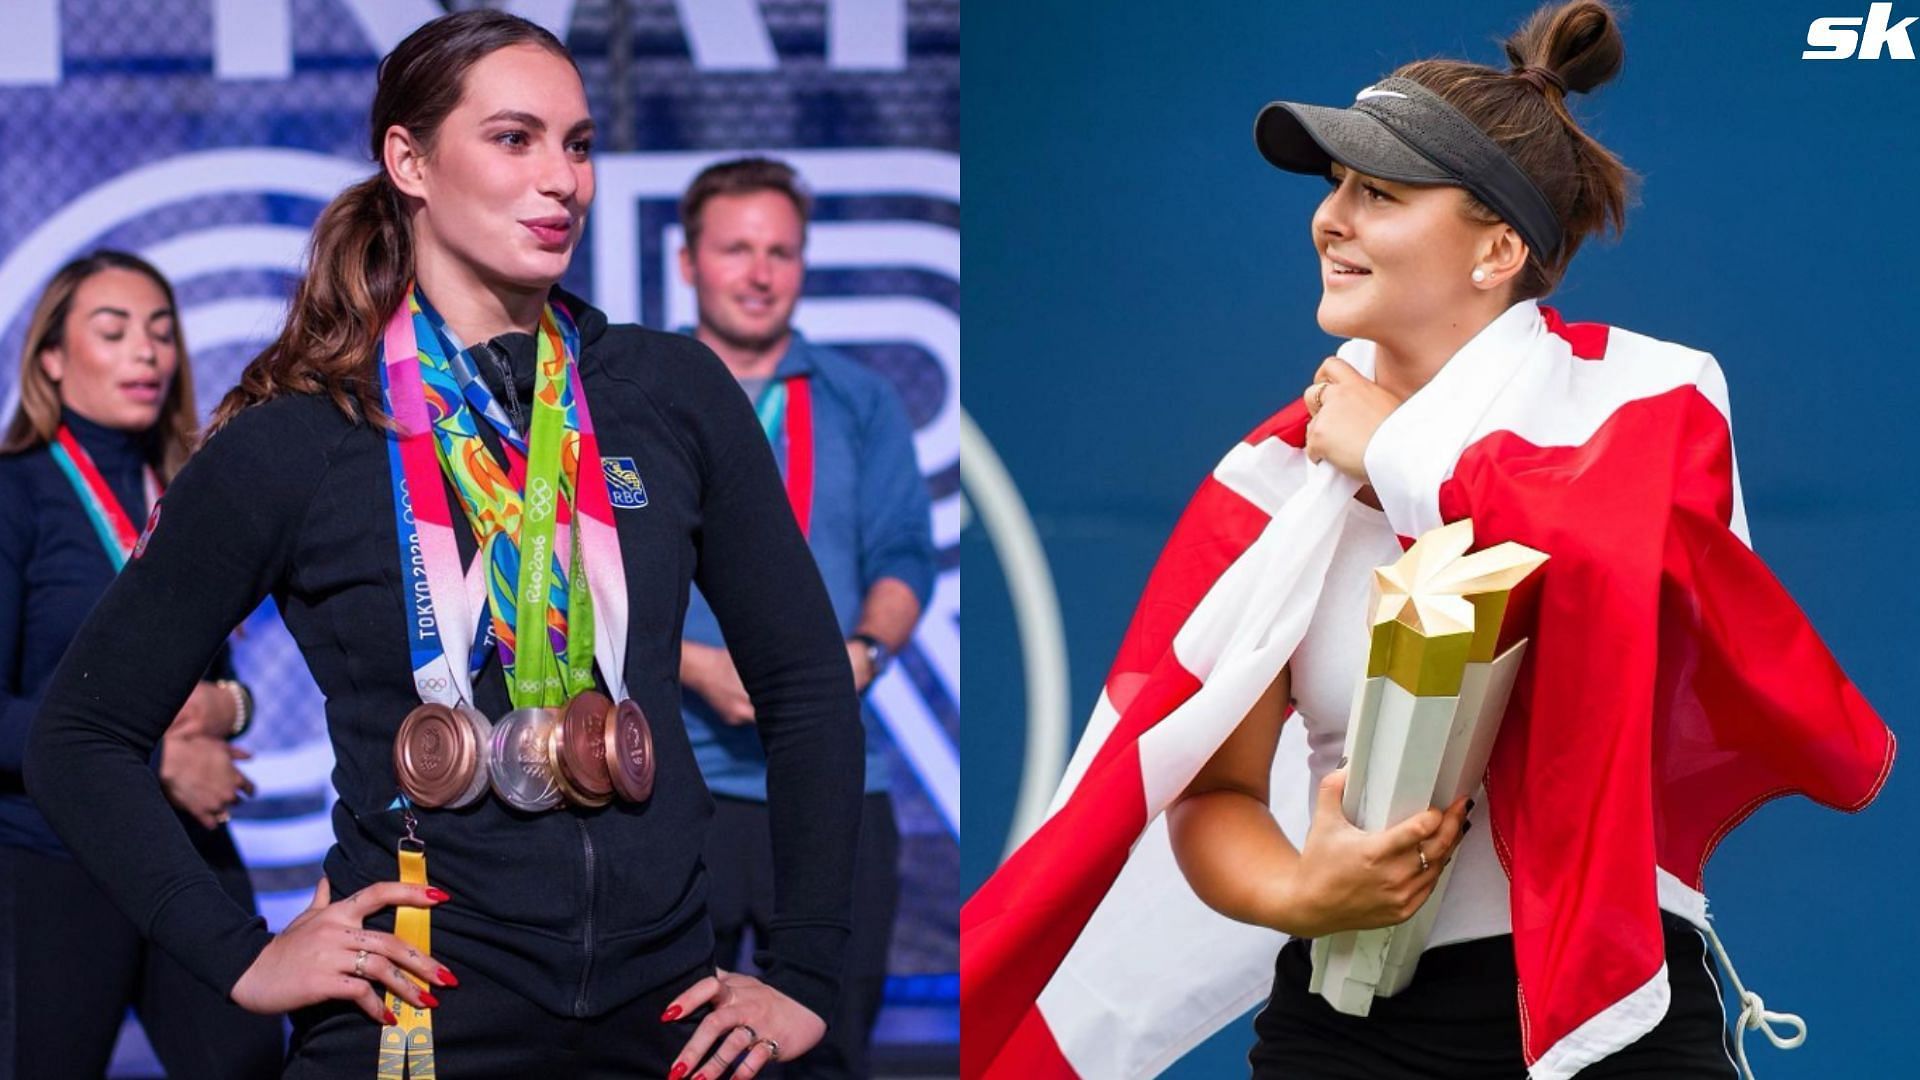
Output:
top-left (1285, 767), bottom-right (1471, 937)
top-left (230, 878), bottom-right (456, 1023)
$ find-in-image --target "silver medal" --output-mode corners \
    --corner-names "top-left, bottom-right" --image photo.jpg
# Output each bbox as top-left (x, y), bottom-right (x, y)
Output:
top-left (487, 707), bottom-right (563, 812)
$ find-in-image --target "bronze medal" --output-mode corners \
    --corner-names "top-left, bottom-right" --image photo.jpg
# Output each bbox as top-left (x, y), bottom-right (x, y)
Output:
top-left (606, 698), bottom-right (656, 803)
top-left (450, 705), bottom-right (496, 806)
top-left (546, 719), bottom-right (611, 808)
top-left (394, 703), bottom-right (487, 809)
top-left (558, 691), bottom-right (617, 801)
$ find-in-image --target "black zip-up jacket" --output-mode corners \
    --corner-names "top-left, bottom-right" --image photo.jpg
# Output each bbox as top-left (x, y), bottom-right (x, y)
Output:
top-left (24, 292), bottom-right (863, 1022)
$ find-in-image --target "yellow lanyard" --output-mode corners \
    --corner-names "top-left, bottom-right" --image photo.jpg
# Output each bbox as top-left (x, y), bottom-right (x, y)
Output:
top-left (376, 828), bottom-right (436, 1078)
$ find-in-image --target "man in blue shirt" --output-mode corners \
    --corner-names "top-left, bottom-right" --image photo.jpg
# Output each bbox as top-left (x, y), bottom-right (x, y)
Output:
top-left (677, 157), bottom-right (935, 1078)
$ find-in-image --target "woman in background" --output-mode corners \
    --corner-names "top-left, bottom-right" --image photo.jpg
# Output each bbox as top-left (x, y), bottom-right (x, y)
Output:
top-left (0, 250), bottom-right (280, 1078)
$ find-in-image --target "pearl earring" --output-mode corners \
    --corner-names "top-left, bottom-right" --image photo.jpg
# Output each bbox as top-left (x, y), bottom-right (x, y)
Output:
top-left (1471, 268), bottom-right (1488, 283)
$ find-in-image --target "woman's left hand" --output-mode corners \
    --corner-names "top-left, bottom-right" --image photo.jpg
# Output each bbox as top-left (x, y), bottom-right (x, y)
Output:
top-left (665, 968), bottom-right (826, 1079)
top-left (1302, 357), bottom-right (1401, 481)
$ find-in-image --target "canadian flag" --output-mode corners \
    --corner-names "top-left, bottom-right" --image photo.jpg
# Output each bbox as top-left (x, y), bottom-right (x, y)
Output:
top-left (961, 301), bottom-right (1895, 1079)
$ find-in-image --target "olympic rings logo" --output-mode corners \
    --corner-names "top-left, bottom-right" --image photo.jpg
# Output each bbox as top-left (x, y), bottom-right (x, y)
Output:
top-left (526, 477), bottom-right (556, 519)
top-left (418, 676), bottom-right (450, 694)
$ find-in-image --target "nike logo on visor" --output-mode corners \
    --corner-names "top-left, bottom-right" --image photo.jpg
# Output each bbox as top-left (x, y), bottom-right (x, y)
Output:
top-left (1355, 86), bottom-right (1408, 102)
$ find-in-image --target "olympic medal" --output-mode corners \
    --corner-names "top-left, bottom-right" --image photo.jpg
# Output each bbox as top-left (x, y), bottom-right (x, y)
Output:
top-left (449, 705), bottom-right (496, 807)
top-left (546, 720), bottom-right (611, 808)
top-left (607, 698), bottom-right (656, 803)
top-left (487, 707), bottom-right (564, 812)
top-left (394, 703), bottom-right (484, 809)
top-left (557, 691), bottom-right (616, 805)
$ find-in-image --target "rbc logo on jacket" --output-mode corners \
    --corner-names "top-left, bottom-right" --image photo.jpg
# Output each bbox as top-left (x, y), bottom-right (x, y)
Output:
top-left (603, 457), bottom-right (649, 509)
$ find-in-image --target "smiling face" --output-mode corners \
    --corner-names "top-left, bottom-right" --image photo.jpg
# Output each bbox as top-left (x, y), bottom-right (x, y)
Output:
top-left (1311, 163), bottom-right (1511, 345)
top-left (679, 189), bottom-right (807, 359)
top-left (392, 43), bottom-right (595, 295)
top-left (38, 266), bottom-right (179, 433)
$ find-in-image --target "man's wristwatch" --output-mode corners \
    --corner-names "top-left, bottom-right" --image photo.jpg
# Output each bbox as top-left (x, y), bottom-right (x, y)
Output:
top-left (851, 633), bottom-right (891, 685)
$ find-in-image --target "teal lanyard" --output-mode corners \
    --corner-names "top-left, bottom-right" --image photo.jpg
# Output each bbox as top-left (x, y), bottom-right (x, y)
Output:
top-left (754, 378), bottom-right (788, 447)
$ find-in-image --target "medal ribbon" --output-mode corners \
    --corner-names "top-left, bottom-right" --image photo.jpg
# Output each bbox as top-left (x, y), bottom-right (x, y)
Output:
top-left (406, 289), bottom-right (593, 709)
top-left (435, 297), bottom-right (588, 708)
top-left (49, 425), bottom-right (162, 572)
top-left (565, 354), bottom-right (634, 702)
top-left (380, 309), bottom-right (486, 709)
top-left (382, 286), bottom-right (631, 712)
top-left (753, 375), bottom-right (815, 538)
top-left (376, 844), bottom-right (434, 1080)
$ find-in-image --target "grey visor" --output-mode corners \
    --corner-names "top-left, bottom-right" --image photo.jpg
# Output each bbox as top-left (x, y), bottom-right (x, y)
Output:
top-left (1254, 76), bottom-right (1563, 262)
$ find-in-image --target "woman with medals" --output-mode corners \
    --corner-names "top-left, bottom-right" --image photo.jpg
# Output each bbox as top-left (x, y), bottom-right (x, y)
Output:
top-left (965, 3), bottom-right (1894, 1078)
top-left (0, 251), bottom-right (283, 1078)
top-left (26, 12), bottom-right (861, 1080)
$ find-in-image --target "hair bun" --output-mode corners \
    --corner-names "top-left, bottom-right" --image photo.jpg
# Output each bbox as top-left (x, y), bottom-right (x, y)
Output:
top-left (1502, 0), bottom-right (1624, 96)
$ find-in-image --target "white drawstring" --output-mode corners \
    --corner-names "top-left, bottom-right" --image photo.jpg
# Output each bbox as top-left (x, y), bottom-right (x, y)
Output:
top-left (1701, 918), bottom-right (1807, 1080)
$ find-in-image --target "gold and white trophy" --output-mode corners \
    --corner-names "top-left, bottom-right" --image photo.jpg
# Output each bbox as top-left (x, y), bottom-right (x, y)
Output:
top-left (1309, 520), bottom-right (1547, 1015)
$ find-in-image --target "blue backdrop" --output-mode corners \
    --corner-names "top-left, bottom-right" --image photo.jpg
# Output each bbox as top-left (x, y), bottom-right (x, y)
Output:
top-left (962, 2), bottom-right (1915, 1075)
top-left (0, 0), bottom-right (956, 1071)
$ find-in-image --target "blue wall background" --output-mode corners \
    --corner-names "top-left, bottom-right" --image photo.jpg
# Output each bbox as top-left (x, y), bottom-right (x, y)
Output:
top-left (962, 2), bottom-right (1917, 1075)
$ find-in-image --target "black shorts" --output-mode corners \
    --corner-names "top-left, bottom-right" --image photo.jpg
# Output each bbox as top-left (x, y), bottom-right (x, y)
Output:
top-left (1249, 911), bottom-right (1736, 1079)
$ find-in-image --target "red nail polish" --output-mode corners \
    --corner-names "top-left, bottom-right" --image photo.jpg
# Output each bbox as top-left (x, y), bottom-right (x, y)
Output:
top-left (424, 888), bottom-right (451, 902)
top-left (438, 967), bottom-right (459, 987)
top-left (420, 992), bottom-right (440, 1009)
top-left (668, 1064), bottom-right (689, 1080)
top-left (660, 1004), bottom-right (683, 1022)
top-left (382, 1009), bottom-right (398, 1026)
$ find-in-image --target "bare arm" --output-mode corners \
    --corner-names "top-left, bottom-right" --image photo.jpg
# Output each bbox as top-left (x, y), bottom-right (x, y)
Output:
top-left (1167, 667), bottom-right (1303, 927)
top-left (1166, 666), bottom-right (1472, 938)
top-left (846, 577), bottom-right (921, 691)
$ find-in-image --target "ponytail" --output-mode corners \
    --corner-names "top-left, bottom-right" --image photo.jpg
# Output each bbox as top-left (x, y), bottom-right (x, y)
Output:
top-left (209, 174), bottom-right (409, 433)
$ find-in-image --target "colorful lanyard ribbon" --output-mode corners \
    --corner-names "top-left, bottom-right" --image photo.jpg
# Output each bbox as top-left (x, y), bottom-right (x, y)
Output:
top-left (389, 287), bottom-right (593, 710)
top-left (565, 345), bottom-right (634, 704)
top-left (380, 310), bottom-right (486, 710)
top-left (381, 286), bottom-right (636, 707)
top-left (753, 374), bottom-right (815, 538)
top-left (49, 425), bottom-right (161, 572)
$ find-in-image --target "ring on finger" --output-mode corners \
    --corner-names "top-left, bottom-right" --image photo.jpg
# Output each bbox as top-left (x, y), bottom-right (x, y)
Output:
top-left (757, 1037), bottom-right (782, 1061)
top-left (738, 1024), bottom-right (759, 1045)
top-left (1307, 382), bottom-right (1329, 413)
top-left (353, 949), bottom-right (369, 979)
top-left (1416, 845), bottom-right (1430, 872)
